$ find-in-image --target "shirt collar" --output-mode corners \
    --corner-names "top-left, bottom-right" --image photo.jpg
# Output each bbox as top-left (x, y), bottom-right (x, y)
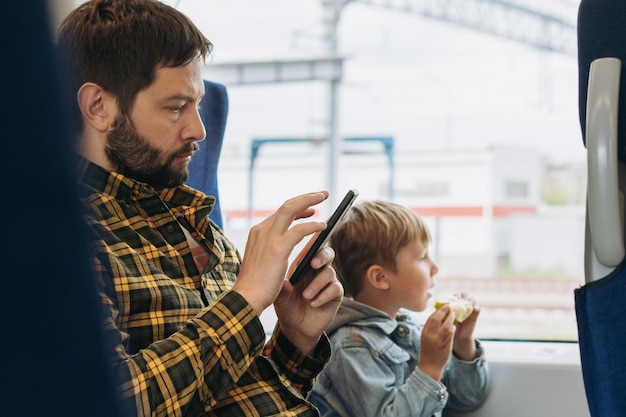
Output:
top-left (75, 156), bottom-right (216, 222)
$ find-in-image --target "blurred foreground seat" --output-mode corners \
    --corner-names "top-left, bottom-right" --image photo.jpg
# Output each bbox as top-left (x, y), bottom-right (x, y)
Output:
top-left (0, 1), bottom-right (124, 416)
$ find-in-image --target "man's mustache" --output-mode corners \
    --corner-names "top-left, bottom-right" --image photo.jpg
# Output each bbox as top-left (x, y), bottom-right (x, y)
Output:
top-left (176, 142), bottom-right (200, 157)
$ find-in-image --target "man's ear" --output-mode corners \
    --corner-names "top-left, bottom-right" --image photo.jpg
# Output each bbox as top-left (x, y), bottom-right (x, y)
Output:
top-left (76, 82), bottom-right (116, 132)
top-left (365, 264), bottom-right (390, 291)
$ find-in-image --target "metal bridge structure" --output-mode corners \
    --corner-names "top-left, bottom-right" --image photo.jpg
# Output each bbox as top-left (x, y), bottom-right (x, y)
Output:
top-left (210, 0), bottom-right (577, 84)
top-left (324, 0), bottom-right (576, 56)
top-left (204, 0), bottom-right (578, 207)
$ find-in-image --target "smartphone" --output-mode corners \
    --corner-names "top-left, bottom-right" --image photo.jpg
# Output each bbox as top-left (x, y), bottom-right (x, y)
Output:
top-left (288, 189), bottom-right (359, 285)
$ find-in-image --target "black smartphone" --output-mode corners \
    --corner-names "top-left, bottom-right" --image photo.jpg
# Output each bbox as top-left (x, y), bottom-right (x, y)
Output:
top-left (288, 189), bottom-right (359, 285)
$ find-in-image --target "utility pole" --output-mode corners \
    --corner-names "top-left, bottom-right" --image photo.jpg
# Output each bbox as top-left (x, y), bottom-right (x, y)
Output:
top-left (321, 0), bottom-right (349, 208)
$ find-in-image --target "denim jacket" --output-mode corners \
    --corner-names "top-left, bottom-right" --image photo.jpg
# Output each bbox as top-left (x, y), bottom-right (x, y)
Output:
top-left (310, 298), bottom-right (489, 417)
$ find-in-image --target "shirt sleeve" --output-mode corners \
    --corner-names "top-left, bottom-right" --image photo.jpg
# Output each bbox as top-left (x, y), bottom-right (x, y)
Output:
top-left (263, 326), bottom-right (331, 395)
top-left (442, 340), bottom-right (490, 412)
top-left (95, 261), bottom-right (267, 417)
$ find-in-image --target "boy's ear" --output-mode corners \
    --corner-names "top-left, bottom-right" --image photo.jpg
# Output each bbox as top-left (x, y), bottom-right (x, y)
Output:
top-left (366, 264), bottom-right (390, 291)
top-left (76, 82), bottom-right (116, 132)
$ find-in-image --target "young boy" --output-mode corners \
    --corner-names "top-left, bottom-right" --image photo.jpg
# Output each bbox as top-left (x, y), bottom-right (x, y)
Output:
top-left (310, 200), bottom-right (489, 417)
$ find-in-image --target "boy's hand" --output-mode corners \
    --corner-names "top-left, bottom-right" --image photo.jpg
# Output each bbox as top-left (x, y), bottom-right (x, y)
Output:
top-left (418, 305), bottom-right (456, 382)
top-left (452, 293), bottom-right (480, 361)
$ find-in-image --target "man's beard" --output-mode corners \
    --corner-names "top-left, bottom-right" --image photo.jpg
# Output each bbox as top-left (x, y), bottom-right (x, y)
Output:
top-left (105, 114), bottom-right (198, 189)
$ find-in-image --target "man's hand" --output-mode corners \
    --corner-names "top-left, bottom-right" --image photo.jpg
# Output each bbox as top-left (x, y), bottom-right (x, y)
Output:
top-left (232, 191), bottom-right (330, 317)
top-left (274, 246), bottom-right (344, 356)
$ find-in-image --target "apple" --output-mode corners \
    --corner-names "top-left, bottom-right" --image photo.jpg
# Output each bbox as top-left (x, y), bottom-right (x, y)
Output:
top-left (434, 295), bottom-right (473, 323)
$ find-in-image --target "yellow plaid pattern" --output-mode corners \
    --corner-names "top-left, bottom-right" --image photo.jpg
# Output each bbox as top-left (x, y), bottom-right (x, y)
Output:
top-left (77, 158), bottom-right (329, 416)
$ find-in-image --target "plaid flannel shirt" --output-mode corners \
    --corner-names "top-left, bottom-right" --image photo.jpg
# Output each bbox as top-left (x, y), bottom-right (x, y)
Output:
top-left (76, 158), bottom-right (329, 417)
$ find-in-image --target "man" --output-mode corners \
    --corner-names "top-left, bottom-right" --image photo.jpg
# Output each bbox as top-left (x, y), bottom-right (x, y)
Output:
top-left (57, 1), bottom-right (343, 416)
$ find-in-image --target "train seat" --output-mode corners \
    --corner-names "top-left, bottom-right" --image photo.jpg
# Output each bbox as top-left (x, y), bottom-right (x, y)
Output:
top-left (186, 79), bottom-right (229, 229)
top-left (576, 1), bottom-right (626, 416)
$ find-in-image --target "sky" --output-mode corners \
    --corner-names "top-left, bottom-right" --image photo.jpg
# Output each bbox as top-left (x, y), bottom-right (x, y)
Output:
top-left (169, 0), bottom-right (585, 165)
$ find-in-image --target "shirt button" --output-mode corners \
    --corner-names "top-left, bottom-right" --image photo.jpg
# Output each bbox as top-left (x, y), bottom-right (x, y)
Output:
top-left (438, 390), bottom-right (446, 400)
top-left (166, 224), bottom-right (176, 233)
top-left (396, 326), bottom-right (408, 337)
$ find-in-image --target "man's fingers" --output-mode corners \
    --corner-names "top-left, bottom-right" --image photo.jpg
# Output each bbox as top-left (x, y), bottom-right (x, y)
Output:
top-left (310, 246), bottom-right (334, 269)
top-left (275, 191), bottom-right (329, 228)
top-left (304, 273), bottom-right (341, 302)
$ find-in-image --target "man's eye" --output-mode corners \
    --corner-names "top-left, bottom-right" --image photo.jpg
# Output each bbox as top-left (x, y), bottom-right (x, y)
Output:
top-left (168, 103), bottom-right (187, 113)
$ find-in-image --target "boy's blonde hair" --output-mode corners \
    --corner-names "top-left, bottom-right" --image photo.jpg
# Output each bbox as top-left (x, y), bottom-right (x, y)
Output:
top-left (330, 200), bottom-right (431, 297)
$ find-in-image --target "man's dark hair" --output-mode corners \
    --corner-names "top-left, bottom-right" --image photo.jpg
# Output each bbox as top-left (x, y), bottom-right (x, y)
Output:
top-left (58, 0), bottom-right (212, 126)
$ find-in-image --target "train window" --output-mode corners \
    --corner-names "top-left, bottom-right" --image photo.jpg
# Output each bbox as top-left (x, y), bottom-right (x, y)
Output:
top-left (504, 180), bottom-right (529, 198)
top-left (179, 0), bottom-right (583, 342)
top-left (414, 182), bottom-right (450, 197)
